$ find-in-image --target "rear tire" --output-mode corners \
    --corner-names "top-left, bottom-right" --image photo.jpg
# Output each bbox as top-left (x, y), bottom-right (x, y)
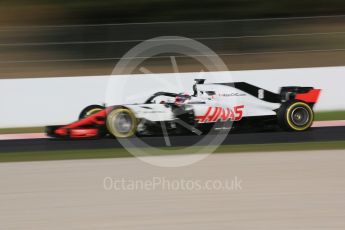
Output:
top-left (106, 108), bottom-right (138, 138)
top-left (278, 101), bottom-right (314, 131)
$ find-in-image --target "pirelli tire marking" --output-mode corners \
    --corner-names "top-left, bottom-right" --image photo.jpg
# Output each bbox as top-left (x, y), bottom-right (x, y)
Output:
top-left (280, 101), bottom-right (314, 131)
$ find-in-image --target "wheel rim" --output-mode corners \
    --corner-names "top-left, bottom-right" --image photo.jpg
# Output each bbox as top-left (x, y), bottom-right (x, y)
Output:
top-left (290, 107), bottom-right (310, 127)
top-left (114, 112), bottom-right (133, 134)
top-left (107, 109), bottom-right (137, 138)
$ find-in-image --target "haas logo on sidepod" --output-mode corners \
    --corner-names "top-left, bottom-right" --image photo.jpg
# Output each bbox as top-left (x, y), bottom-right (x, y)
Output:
top-left (195, 105), bottom-right (244, 123)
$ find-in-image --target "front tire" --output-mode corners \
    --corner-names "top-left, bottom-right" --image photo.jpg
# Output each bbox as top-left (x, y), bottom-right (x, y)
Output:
top-left (278, 101), bottom-right (314, 131)
top-left (106, 108), bottom-right (138, 138)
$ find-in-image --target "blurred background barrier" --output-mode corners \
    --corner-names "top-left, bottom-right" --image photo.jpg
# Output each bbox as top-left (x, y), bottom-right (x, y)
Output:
top-left (3, 0), bottom-right (345, 26)
top-left (1, 0), bottom-right (344, 128)
top-left (0, 67), bottom-right (344, 128)
top-left (1, 1), bottom-right (345, 77)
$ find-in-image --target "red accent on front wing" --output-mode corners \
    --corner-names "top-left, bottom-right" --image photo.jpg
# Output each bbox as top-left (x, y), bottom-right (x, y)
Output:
top-left (295, 89), bottom-right (321, 103)
top-left (63, 109), bottom-right (107, 129)
top-left (55, 128), bottom-right (68, 136)
top-left (54, 109), bottom-right (107, 138)
top-left (70, 128), bottom-right (99, 138)
top-left (54, 127), bottom-right (99, 138)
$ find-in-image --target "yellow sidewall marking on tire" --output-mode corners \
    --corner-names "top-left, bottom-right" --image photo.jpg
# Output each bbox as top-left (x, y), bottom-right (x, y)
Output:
top-left (86, 108), bottom-right (102, 117)
top-left (106, 108), bottom-right (137, 138)
top-left (286, 102), bottom-right (314, 131)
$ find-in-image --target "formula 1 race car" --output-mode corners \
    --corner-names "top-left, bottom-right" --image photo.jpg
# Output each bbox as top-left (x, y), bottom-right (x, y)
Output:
top-left (46, 79), bottom-right (321, 139)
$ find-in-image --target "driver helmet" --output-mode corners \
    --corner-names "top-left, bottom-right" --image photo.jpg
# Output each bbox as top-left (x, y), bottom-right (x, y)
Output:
top-left (175, 93), bottom-right (191, 105)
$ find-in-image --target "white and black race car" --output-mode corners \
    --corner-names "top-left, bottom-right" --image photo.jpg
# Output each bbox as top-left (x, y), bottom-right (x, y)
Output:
top-left (47, 79), bottom-right (321, 139)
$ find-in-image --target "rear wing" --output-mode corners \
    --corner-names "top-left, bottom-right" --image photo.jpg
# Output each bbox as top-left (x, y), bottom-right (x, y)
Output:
top-left (280, 87), bottom-right (321, 104)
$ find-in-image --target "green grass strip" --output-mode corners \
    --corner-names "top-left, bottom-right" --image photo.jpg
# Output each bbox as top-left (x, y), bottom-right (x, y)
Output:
top-left (314, 111), bottom-right (345, 121)
top-left (0, 127), bottom-right (45, 134)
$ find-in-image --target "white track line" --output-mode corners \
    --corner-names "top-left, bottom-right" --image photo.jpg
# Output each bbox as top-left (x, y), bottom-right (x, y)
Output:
top-left (1, 14), bottom-right (345, 31)
top-left (4, 47), bottom-right (345, 64)
top-left (2, 31), bottom-right (345, 47)
top-left (312, 120), bottom-right (345, 128)
top-left (0, 133), bottom-right (48, 141)
top-left (0, 120), bottom-right (343, 141)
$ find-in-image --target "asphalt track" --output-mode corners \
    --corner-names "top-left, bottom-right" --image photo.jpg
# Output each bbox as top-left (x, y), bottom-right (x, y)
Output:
top-left (1, 150), bottom-right (345, 229)
top-left (0, 126), bottom-right (344, 152)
